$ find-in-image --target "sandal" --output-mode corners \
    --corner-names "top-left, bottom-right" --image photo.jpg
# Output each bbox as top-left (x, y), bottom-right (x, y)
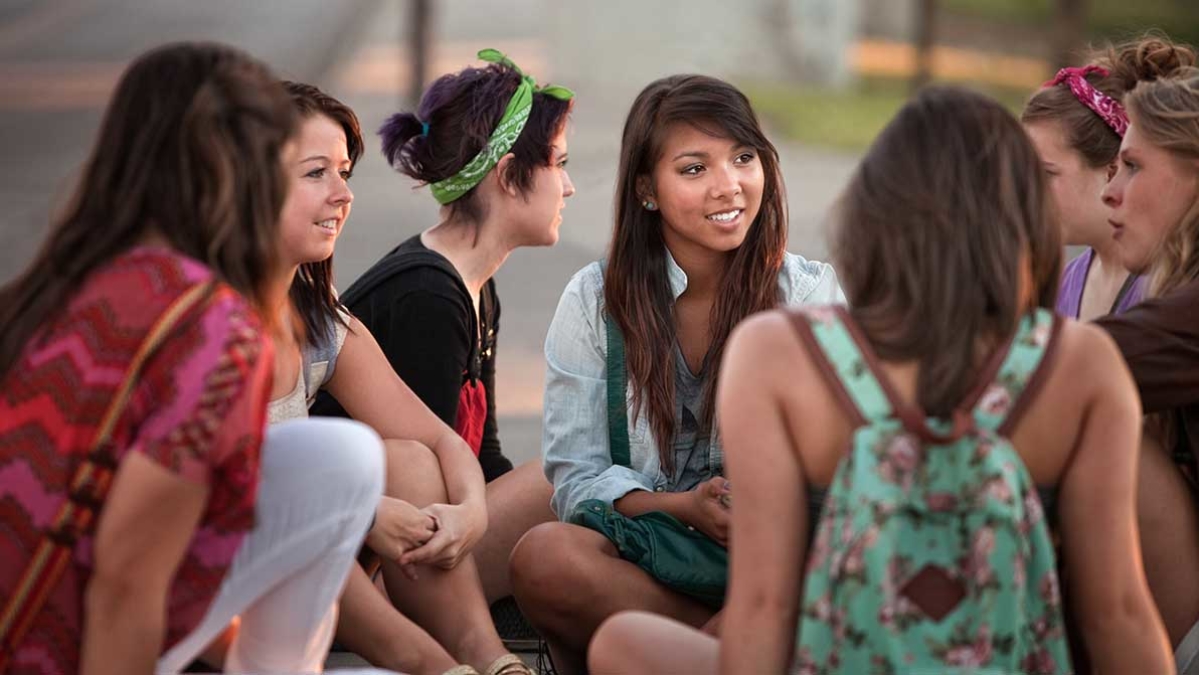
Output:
top-left (440, 666), bottom-right (480, 675)
top-left (483, 653), bottom-right (535, 675)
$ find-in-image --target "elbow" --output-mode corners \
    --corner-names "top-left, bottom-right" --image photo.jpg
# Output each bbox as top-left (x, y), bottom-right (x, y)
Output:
top-left (1075, 592), bottom-right (1171, 666)
top-left (726, 583), bottom-right (799, 630)
top-left (85, 566), bottom-right (167, 625)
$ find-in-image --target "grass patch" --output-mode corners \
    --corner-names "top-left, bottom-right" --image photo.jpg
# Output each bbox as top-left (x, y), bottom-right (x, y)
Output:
top-left (942, 0), bottom-right (1199, 46)
top-left (745, 77), bottom-right (1030, 152)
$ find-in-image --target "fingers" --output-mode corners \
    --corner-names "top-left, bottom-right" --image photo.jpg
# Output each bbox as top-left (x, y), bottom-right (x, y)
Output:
top-left (399, 527), bottom-right (455, 567)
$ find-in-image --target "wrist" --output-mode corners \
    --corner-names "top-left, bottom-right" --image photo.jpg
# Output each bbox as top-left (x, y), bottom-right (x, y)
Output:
top-left (660, 490), bottom-right (697, 524)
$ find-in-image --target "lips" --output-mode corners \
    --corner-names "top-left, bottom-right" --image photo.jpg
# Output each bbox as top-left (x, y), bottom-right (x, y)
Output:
top-left (316, 218), bottom-right (339, 233)
top-left (706, 208), bottom-right (742, 223)
top-left (1109, 219), bottom-right (1125, 239)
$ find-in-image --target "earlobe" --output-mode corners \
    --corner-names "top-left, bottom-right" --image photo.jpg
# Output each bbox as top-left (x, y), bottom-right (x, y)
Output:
top-left (634, 178), bottom-right (659, 211)
top-left (496, 153), bottom-right (519, 197)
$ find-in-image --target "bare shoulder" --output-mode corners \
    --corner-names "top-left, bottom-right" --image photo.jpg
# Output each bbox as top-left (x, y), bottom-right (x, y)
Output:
top-left (729, 309), bottom-right (808, 360)
top-left (1051, 318), bottom-right (1133, 392)
top-left (725, 309), bottom-right (823, 390)
top-left (1043, 318), bottom-right (1140, 429)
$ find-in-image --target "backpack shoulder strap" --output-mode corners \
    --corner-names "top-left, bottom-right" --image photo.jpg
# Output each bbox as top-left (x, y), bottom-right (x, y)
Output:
top-left (604, 312), bottom-right (632, 468)
top-left (785, 306), bottom-right (895, 425)
top-left (341, 244), bottom-right (482, 379)
top-left (968, 308), bottom-right (1062, 434)
top-left (340, 245), bottom-right (461, 308)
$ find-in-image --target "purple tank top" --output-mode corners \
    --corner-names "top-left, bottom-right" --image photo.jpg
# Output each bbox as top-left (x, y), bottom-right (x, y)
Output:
top-left (1056, 248), bottom-right (1145, 319)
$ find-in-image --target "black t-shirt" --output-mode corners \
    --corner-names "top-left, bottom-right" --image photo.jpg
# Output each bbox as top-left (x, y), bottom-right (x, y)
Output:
top-left (311, 235), bottom-right (512, 481)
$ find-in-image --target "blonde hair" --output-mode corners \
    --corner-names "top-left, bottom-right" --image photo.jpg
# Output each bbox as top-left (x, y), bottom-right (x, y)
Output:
top-left (1125, 69), bottom-right (1199, 297)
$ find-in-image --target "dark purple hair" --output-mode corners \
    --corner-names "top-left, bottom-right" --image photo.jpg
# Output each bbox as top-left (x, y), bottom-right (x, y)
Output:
top-left (379, 63), bottom-right (572, 222)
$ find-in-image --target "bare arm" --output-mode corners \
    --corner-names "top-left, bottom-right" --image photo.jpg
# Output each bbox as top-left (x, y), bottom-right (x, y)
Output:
top-left (716, 314), bottom-right (807, 675)
top-left (1057, 325), bottom-right (1173, 671)
top-left (327, 317), bottom-right (485, 509)
top-left (81, 453), bottom-right (208, 675)
top-left (326, 318), bottom-right (486, 563)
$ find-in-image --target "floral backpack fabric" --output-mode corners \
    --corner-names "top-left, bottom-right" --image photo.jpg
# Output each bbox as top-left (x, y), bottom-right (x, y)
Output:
top-left (790, 306), bottom-right (1071, 675)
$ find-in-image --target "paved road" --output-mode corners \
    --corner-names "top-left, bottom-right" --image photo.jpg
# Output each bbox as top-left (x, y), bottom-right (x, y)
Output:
top-left (0, 0), bottom-right (862, 467)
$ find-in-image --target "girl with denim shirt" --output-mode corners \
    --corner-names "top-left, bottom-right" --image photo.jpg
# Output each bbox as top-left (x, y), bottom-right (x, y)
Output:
top-left (509, 74), bottom-right (843, 675)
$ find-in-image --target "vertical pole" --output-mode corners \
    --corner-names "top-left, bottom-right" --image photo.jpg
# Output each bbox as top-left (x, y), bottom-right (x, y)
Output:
top-left (408, 0), bottom-right (431, 108)
top-left (912, 0), bottom-right (937, 93)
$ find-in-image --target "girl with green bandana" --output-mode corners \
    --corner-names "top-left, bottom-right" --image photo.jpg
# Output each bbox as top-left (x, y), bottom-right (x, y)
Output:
top-left (508, 74), bottom-right (843, 674)
top-left (308, 50), bottom-right (574, 674)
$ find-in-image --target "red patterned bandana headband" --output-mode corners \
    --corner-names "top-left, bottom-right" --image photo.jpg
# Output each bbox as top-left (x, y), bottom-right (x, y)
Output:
top-left (1045, 65), bottom-right (1129, 137)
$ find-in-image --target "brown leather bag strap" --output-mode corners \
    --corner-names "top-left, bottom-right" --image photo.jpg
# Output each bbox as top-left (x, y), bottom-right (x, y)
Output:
top-left (0, 280), bottom-right (215, 668)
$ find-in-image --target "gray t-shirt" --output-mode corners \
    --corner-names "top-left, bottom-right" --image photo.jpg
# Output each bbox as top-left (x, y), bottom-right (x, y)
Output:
top-left (666, 344), bottom-right (714, 493)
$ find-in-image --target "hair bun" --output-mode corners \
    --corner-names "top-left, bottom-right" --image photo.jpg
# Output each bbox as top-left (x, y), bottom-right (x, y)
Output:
top-left (378, 111), bottom-right (425, 171)
top-left (1106, 35), bottom-right (1198, 92)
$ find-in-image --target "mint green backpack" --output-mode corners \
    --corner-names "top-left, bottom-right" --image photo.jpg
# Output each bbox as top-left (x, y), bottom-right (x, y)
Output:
top-left (791, 306), bottom-right (1071, 675)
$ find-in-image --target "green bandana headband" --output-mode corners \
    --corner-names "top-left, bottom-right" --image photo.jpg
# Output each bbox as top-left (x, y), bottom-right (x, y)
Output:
top-left (430, 49), bottom-right (574, 205)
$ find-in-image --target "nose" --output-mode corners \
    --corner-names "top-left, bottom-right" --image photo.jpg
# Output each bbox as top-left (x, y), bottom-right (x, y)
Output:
top-left (1101, 170), bottom-right (1122, 209)
top-left (332, 177), bottom-right (354, 207)
top-left (562, 169), bottom-right (576, 198)
top-left (709, 164), bottom-right (741, 200)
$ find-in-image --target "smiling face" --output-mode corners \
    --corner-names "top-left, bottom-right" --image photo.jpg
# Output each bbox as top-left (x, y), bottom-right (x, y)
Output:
top-left (1024, 119), bottom-right (1113, 247)
top-left (1101, 120), bottom-right (1199, 273)
top-left (278, 113), bottom-right (354, 267)
top-left (646, 123), bottom-right (764, 265)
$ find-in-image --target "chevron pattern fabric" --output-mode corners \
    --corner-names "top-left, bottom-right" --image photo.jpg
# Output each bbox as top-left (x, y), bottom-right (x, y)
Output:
top-left (0, 247), bottom-right (273, 674)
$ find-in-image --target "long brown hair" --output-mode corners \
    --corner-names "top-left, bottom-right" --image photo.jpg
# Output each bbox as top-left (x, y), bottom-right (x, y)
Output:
top-left (604, 75), bottom-right (787, 470)
top-left (0, 42), bottom-right (294, 377)
top-left (836, 86), bottom-right (1060, 416)
top-left (1124, 71), bottom-right (1199, 298)
top-left (283, 81), bottom-right (364, 348)
top-left (1022, 35), bottom-right (1195, 168)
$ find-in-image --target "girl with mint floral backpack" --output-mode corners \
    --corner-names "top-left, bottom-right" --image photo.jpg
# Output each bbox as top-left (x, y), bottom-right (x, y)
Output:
top-left (791, 305), bottom-right (1068, 674)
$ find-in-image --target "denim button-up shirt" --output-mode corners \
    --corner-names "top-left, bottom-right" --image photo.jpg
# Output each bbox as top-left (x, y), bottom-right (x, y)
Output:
top-left (542, 250), bottom-right (846, 519)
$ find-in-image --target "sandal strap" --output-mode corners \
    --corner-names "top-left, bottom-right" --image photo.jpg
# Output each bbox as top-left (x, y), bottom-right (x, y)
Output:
top-left (484, 653), bottom-right (535, 675)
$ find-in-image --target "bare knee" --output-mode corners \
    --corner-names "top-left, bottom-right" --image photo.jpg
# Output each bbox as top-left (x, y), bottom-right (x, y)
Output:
top-left (382, 438), bottom-right (446, 505)
top-left (589, 611), bottom-right (644, 674)
top-left (510, 522), bottom-right (607, 610)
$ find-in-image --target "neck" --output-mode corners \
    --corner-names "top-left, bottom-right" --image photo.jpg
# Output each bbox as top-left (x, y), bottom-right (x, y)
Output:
top-left (1089, 237), bottom-right (1125, 275)
top-left (422, 212), bottom-right (514, 294)
top-left (269, 264), bottom-right (300, 313)
top-left (668, 244), bottom-right (727, 299)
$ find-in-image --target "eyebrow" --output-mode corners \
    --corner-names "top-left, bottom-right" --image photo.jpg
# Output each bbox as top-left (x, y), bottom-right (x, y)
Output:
top-left (299, 154), bottom-right (351, 165)
top-left (670, 144), bottom-right (753, 162)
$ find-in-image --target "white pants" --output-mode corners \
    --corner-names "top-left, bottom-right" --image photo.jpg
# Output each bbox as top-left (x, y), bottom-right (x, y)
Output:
top-left (157, 418), bottom-right (396, 674)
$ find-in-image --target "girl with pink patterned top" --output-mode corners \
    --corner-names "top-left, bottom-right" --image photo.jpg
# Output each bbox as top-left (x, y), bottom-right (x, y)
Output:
top-left (0, 43), bottom-right (391, 675)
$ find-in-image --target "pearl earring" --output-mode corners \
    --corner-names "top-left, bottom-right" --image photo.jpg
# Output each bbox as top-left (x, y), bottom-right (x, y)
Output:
top-left (643, 200), bottom-right (657, 211)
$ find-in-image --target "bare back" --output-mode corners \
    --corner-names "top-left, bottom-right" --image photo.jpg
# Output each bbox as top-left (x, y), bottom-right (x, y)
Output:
top-left (778, 314), bottom-right (1095, 491)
